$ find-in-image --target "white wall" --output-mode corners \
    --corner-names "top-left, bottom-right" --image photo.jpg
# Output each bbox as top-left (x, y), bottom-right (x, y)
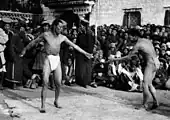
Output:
top-left (90, 0), bottom-right (170, 26)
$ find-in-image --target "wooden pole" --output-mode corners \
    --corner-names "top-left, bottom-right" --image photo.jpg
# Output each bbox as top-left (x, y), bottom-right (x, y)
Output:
top-left (95, 0), bottom-right (99, 41)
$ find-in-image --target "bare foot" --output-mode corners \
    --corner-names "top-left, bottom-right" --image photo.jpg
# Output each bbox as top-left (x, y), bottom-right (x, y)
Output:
top-left (54, 101), bottom-right (62, 108)
top-left (150, 103), bottom-right (159, 110)
top-left (40, 108), bottom-right (46, 113)
top-left (135, 104), bottom-right (150, 111)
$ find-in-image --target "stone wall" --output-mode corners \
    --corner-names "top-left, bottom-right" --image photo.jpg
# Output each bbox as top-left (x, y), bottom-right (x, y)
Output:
top-left (89, 0), bottom-right (170, 26)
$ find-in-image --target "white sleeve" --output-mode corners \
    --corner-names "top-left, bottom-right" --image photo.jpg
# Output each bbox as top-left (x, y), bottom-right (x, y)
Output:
top-left (136, 68), bottom-right (143, 81)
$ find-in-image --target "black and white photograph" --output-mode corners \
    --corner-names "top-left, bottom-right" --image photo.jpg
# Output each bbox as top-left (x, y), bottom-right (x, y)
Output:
top-left (0, 0), bottom-right (169, 120)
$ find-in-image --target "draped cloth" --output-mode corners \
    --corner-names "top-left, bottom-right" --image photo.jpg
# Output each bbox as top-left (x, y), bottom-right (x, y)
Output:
top-left (75, 31), bottom-right (95, 87)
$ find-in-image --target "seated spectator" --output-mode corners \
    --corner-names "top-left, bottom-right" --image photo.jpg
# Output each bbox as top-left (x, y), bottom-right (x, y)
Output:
top-left (153, 58), bottom-right (168, 89)
top-left (63, 58), bottom-right (75, 86)
top-left (91, 59), bottom-right (108, 88)
top-left (91, 50), bottom-right (108, 88)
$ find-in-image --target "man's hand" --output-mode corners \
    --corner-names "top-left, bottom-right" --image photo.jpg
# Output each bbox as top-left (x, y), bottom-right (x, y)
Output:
top-left (20, 49), bottom-right (26, 57)
top-left (85, 53), bottom-right (93, 59)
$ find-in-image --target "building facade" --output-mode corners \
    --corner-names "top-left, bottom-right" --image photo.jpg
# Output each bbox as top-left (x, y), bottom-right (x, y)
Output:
top-left (44, 0), bottom-right (95, 28)
top-left (90, 0), bottom-right (170, 27)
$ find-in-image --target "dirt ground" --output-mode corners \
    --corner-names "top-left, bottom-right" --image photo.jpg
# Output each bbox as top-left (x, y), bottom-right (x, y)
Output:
top-left (0, 85), bottom-right (169, 120)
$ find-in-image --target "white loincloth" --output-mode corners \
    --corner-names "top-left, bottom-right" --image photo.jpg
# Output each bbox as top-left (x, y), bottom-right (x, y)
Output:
top-left (47, 55), bottom-right (60, 71)
top-left (153, 57), bottom-right (160, 70)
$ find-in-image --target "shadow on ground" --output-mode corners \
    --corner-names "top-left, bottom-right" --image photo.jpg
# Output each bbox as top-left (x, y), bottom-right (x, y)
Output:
top-left (1, 86), bottom-right (170, 118)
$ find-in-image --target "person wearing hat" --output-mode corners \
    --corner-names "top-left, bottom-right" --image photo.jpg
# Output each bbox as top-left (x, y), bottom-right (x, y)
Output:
top-left (108, 28), bottom-right (160, 110)
top-left (75, 16), bottom-right (95, 88)
top-left (20, 18), bottom-right (93, 113)
top-left (108, 43), bottom-right (116, 58)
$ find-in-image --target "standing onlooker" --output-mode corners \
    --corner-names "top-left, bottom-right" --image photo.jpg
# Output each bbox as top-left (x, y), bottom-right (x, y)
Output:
top-left (6, 27), bottom-right (29, 89)
top-left (75, 19), bottom-right (95, 88)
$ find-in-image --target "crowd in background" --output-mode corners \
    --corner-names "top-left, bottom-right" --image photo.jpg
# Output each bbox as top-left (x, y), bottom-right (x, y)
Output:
top-left (0, 18), bottom-right (170, 92)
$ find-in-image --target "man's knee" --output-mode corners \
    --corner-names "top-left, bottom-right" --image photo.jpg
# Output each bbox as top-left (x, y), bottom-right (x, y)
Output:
top-left (55, 79), bottom-right (61, 87)
top-left (148, 84), bottom-right (156, 92)
top-left (42, 80), bottom-right (49, 87)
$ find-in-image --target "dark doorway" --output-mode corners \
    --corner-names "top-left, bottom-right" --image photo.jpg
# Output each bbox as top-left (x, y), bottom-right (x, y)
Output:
top-left (60, 11), bottom-right (80, 29)
top-left (164, 10), bottom-right (170, 26)
top-left (123, 11), bottom-right (141, 28)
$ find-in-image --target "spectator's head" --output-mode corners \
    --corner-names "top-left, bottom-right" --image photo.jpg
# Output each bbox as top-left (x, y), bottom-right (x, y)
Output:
top-left (163, 32), bottom-right (168, 37)
top-left (26, 27), bottom-right (33, 34)
top-left (124, 32), bottom-right (129, 40)
top-left (161, 27), bottom-right (166, 33)
top-left (159, 58), bottom-right (167, 69)
top-left (115, 51), bottom-right (121, 58)
top-left (98, 50), bottom-right (103, 59)
top-left (162, 36), bottom-right (167, 43)
top-left (166, 42), bottom-right (170, 49)
top-left (160, 49), bottom-right (166, 57)
top-left (19, 26), bottom-right (26, 33)
top-left (108, 28), bottom-right (112, 35)
top-left (72, 29), bottom-right (77, 36)
top-left (140, 29), bottom-right (145, 37)
top-left (112, 29), bottom-right (117, 36)
top-left (4, 23), bottom-right (10, 32)
top-left (123, 47), bottom-right (129, 55)
top-left (101, 34), bottom-right (106, 41)
top-left (153, 40), bottom-right (160, 46)
top-left (128, 28), bottom-right (141, 41)
top-left (155, 27), bottom-right (160, 34)
top-left (109, 43), bottom-right (116, 51)
top-left (161, 43), bottom-right (167, 50)
top-left (158, 32), bottom-right (163, 37)
top-left (155, 45), bottom-right (160, 56)
top-left (42, 23), bottom-right (50, 32)
top-left (165, 51), bottom-right (170, 61)
top-left (67, 58), bottom-right (73, 66)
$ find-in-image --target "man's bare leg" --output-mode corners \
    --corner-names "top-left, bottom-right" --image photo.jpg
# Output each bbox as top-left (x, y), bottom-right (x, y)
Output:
top-left (40, 59), bottom-right (51, 113)
top-left (53, 63), bottom-right (62, 108)
top-left (142, 66), bottom-right (152, 110)
top-left (142, 82), bottom-right (150, 109)
top-left (148, 71), bottom-right (159, 109)
top-left (149, 84), bottom-right (159, 108)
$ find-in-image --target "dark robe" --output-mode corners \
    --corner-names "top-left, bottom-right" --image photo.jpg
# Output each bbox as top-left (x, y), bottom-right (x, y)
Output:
top-left (4, 31), bottom-right (13, 62)
top-left (75, 31), bottom-right (95, 87)
top-left (5, 32), bottom-right (29, 86)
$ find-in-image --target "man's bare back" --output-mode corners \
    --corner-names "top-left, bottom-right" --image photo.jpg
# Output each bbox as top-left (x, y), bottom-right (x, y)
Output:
top-left (133, 38), bottom-right (159, 69)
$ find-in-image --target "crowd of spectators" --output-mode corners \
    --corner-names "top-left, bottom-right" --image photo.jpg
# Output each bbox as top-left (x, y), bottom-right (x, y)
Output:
top-left (91, 24), bottom-right (170, 91)
top-left (0, 17), bottom-right (170, 92)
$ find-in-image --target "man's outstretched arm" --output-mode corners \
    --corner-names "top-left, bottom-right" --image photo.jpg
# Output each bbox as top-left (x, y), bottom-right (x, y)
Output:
top-left (108, 54), bottom-right (132, 62)
top-left (20, 33), bottom-right (44, 57)
top-left (64, 36), bottom-right (93, 59)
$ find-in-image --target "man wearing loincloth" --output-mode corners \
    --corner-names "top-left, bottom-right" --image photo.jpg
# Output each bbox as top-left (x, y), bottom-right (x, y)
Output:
top-left (20, 19), bottom-right (93, 113)
top-left (108, 29), bottom-right (160, 110)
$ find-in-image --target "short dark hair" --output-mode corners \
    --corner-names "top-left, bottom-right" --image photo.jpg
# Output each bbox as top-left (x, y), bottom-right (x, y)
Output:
top-left (51, 19), bottom-right (63, 27)
top-left (128, 28), bottom-right (141, 37)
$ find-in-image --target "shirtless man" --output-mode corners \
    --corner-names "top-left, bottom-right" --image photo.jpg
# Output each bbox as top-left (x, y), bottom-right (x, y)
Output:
top-left (20, 19), bottom-right (93, 113)
top-left (108, 29), bottom-right (160, 110)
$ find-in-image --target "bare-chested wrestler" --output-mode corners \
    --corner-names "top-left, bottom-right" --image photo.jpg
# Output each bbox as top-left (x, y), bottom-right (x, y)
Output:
top-left (20, 19), bottom-right (93, 113)
top-left (108, 29), bottom-right (160, 110)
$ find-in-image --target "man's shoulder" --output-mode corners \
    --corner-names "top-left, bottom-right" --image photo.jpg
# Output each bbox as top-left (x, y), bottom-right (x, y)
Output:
top-left (60, 34), bottom-right (68, 40)
top-left (138, 38), bottom-right (151, 43)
